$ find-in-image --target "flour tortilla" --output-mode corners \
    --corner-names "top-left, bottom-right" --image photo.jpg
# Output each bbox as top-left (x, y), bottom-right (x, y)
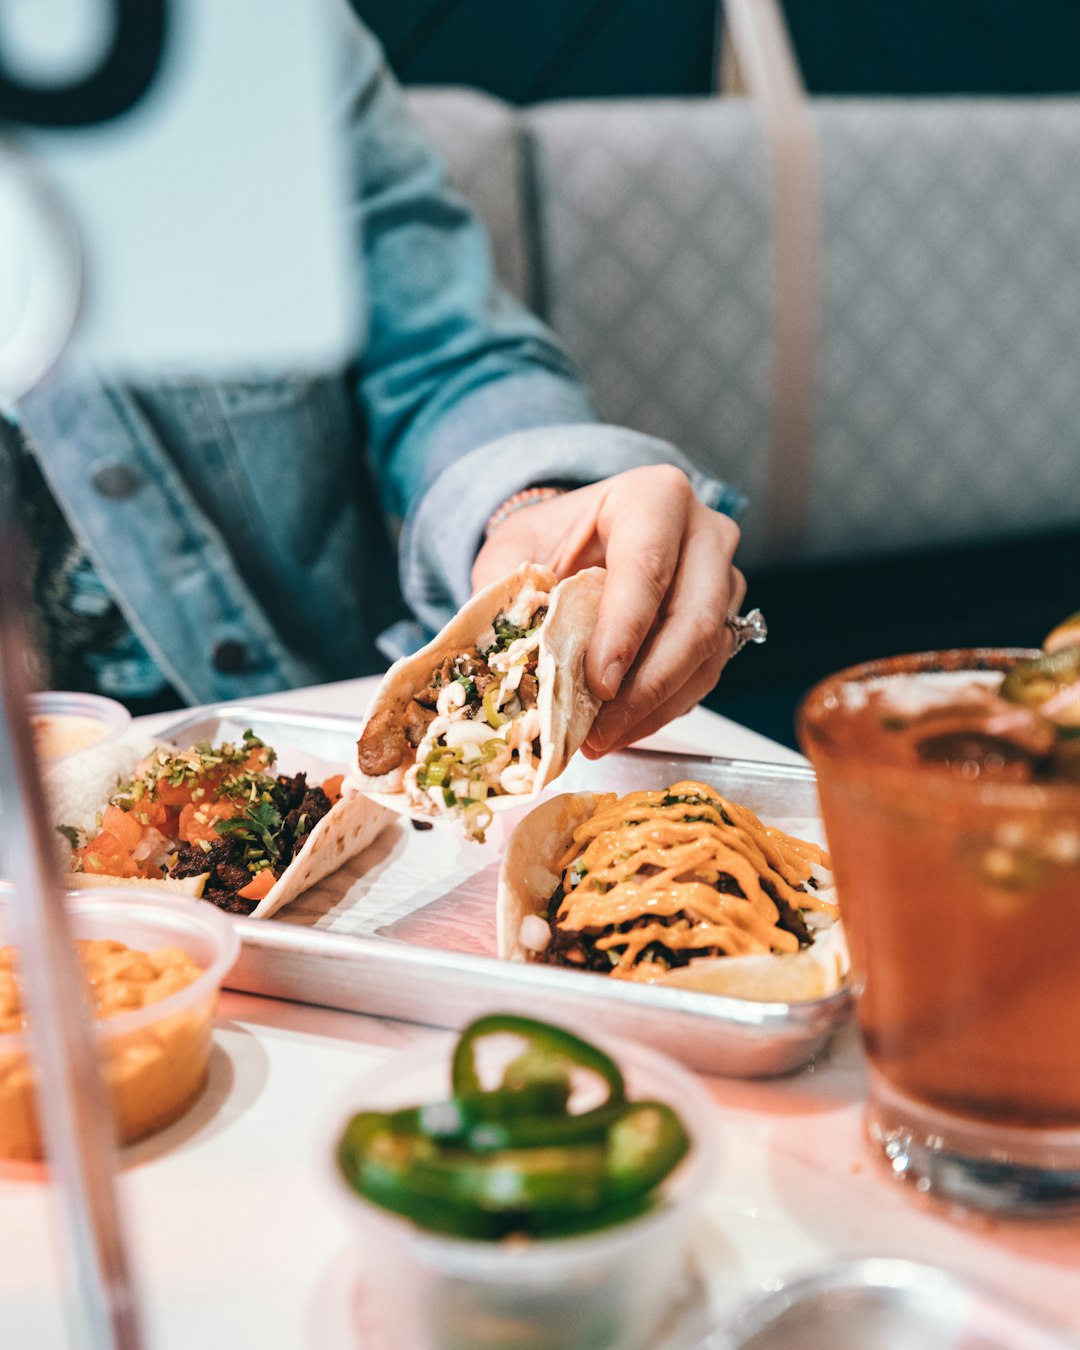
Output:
top-left (497, 791), bottom-right (849, 1004)
top-left (56, 748), bottom-right (395, 921)
top-left (354, 563), bottom-right (605, 817)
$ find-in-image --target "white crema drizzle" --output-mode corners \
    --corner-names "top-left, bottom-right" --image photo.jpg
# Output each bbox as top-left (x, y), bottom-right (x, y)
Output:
top-left (404, 596), bottom-right (548, 819)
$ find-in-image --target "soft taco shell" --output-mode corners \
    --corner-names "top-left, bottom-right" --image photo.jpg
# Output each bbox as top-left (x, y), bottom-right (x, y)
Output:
top-left (246, 782), bottom-right (394, 919)
top-left (55, 744), bottom-right (395, 920)
top-left (354, 562), bottom-right (605, 811)
top-left (497, 791), bottom-right (848, 1003)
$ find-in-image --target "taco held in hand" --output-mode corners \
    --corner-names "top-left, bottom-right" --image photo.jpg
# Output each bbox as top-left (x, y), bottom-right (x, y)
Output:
top-left (356, 564), bottom-right (604, 838)
top-left (61, 732), bottom-right (393, 919)
top-left (499, 782), bottom-right (847, 1001)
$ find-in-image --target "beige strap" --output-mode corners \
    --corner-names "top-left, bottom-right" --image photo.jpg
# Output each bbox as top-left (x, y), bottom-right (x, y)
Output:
top-left (719, 0), bottom-right (820, 557)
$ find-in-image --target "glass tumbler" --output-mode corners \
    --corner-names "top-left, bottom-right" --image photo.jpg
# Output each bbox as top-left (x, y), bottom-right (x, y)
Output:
top-left (798, 648), bottom-right (1080, 1214)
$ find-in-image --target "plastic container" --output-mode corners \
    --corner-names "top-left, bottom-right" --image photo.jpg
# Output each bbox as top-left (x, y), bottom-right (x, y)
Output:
top-left (0, 888), bottom-right (239, 1159)
top-left (335, 1025), bottom-right (718, 1350)
top-left (29, 690), bottom-right (131, 762)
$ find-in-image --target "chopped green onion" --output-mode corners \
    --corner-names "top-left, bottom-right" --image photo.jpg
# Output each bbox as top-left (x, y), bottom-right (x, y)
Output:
top-left (483, 686), bottom-right (507, 728)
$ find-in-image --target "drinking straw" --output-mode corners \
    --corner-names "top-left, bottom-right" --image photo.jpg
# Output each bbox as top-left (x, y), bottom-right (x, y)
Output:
top-left (0, 482), bottom-right (144, 1347)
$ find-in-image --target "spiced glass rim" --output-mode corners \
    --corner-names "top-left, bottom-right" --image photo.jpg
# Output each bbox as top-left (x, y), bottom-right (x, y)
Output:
top-left (796, 647), bottom-right (1080, 808)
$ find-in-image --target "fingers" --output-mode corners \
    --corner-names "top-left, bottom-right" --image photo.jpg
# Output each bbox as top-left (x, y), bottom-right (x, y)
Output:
top-left (596, 566), bottom-right (745, 752)
top-left (727, 565), bottom-right (748, 623)
top-left (586, 506), bottom-right (742, 755)
top-left (584, 466), bottom-right (691, 701)
top-left (582, 657), bottom-right (722, 757)
top-left (470, 464), bottom-right (748, 757)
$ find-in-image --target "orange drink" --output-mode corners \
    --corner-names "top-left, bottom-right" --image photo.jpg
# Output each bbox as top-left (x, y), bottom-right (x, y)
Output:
top-left (799, 649), bottom-right (1080, 1213)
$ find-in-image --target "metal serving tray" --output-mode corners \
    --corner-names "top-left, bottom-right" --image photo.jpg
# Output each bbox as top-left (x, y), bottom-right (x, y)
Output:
top-left (157, 704), bottom-right (851, 1078)
top-left (704, 1258), bottom-right (1075, 1350)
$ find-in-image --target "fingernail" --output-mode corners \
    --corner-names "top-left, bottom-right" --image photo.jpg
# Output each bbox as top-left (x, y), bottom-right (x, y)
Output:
top-left (600, 661), bottom-right (625, 699)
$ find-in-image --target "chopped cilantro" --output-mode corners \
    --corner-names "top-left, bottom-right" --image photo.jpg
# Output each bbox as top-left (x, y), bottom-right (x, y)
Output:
top-left (660, 791), bottom-right (733, 826)
top-left (218, 800), bottom-right (284, 860)
top-left (480, 612), bottom-right (534, 657)
top-left (56, 824), bottom-right (82, 849)
top-left (494, 616), bottom-right (527, 645)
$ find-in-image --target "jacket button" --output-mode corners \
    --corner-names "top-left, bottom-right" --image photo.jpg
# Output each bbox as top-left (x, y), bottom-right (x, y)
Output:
top-left (90, 460), bottom-right (141, 499)
top-left (212, 640), bottom-right (248, 674)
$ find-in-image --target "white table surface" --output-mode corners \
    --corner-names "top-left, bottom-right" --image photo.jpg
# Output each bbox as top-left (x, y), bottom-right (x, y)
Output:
top-left (2, 677), bottom-right (1078, 1348)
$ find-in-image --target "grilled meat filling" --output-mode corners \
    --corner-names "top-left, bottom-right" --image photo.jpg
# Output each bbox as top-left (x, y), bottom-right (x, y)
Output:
top-left (170, 772), bottom-right (333, 915)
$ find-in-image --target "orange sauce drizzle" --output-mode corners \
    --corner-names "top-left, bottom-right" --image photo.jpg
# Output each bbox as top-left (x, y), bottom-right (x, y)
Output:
top-left (554, 781), bottom-right (836, 980)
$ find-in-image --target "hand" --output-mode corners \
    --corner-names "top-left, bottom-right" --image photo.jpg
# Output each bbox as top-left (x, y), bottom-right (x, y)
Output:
top-left (471, 465), bottom-right (746, 756)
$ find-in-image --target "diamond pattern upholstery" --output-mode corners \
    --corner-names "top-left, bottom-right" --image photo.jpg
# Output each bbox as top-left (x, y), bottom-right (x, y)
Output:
top-left (408, 87), bottom-right (532, 304)
top-left (411, 87), bottom-right (1080, 567)
top-left (811, 99), bottom-right (1080, 564)
top-left (528, 98), bottom-right (774, 561)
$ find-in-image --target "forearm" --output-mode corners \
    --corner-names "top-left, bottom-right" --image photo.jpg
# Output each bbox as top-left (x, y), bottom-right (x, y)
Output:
top-left (341, 16), bottom-right (600, 520)
top-left (400, 422), bottom-right (746, 633)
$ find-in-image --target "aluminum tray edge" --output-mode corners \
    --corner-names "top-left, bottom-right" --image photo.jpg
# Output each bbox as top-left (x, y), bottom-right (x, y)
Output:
top-left (230, 917), bottom-right (852, 1078)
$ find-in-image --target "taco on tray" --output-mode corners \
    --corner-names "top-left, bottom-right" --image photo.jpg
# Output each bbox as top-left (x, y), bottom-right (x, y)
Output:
top-left (498, 781), bottom-right (847, 1002)
top-left (355, 563), bottom-right (605, 840)
top-left (58, 730), bottom-right (394, 919)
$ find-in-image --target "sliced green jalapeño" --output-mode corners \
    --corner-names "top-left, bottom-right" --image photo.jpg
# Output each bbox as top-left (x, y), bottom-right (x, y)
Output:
top-left (336, 1015), bottom-right (690, 1241)
top-left (450, 1013), bottom-right (626, 1106)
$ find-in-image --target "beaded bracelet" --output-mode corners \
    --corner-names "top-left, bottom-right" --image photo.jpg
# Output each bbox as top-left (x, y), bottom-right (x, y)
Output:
top-left (483, 485), bottom-right (565, 539)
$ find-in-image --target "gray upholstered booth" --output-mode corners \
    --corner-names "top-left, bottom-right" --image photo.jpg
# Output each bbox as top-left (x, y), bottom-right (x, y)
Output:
top-left (410, 84), bottom-right (1080, 741)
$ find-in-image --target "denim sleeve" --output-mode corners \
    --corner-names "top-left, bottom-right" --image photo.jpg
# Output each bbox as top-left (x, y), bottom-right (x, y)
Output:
top-left (399, 425), bottom-right (747, 635)
top-left (337, 9), bottom-right (745, 642)
top-left (339, 12), bottom-right (598, 521)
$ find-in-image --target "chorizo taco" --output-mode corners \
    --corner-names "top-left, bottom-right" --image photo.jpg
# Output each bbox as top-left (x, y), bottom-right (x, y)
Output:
top-left (56, 731), bottom-right (395, 919)
top-left (355, 563), bottom-right (605, 840)
top-left (497, 781), bottom-right (847, 1002)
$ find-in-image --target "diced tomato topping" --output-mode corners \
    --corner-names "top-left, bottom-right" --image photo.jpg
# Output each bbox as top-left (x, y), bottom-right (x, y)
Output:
top-left (237, 869), bottom-right (276, 902)
top-left (69, 738), bottom-right (280, 888)
top-left (322, 774), bottom-right (344, 805)
top-left (124, 797), bottom-right (170, 832)
top-left (177, 798), bottom-right (242, 846)
top-left (154, 777), bottom-right (196, 807)
top-left (244, 748), bottom-right (273, 774)
top-left (79, 833), bottom-right (140, 878)
top-left (101, 803), bottom-right (142, 853)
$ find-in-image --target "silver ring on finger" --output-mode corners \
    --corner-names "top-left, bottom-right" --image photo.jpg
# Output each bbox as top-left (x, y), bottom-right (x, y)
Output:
top-left (724, 607), bottom-right (767, 657)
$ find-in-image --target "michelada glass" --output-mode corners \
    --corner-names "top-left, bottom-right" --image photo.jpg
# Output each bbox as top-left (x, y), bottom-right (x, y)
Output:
top-left (798, 648), bottom-right (1080, 1214)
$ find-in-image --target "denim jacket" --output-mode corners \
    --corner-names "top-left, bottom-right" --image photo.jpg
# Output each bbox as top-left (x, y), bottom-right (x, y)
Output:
top-left (18, 5), bottom-right (741, 705)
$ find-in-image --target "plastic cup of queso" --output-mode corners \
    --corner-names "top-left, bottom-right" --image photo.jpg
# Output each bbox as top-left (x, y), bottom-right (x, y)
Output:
top-left (29, 690), bottom-right (131, 762)
top-left (0, 888), bottom-right (239, 1160)
top-left (335, 1028), bottom-right (717, 1350)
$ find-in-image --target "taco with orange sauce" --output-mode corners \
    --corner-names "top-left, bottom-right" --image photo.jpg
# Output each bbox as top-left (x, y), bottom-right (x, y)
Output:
top-left (497, 781), bottom-right (847, 1002)
top-left (355, 563), bottom-right (605, 840)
